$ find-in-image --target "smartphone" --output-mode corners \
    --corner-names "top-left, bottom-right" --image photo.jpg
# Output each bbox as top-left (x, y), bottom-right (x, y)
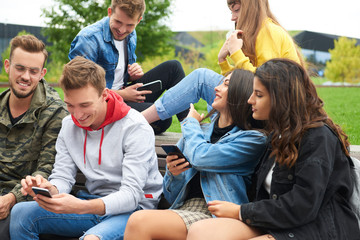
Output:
top-left (32, 187), bottom-right (52, 198)
top-left (137, 80), bottom-right (162, 92)
top-left (161, 144), bottom-right (192, 168)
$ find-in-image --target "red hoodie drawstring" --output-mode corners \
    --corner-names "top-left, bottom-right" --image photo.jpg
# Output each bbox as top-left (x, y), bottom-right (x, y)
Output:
top-left (84, 130), bottom-right (87, 167)
top-left (83, 128), bottom-right (105, 167)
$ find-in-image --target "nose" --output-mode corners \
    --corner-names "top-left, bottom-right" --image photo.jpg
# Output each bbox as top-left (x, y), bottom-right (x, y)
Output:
top-left (21, 69), bottom-right (31, 80)
top-left (231, 13), bottom-right (238, 22)
top-left (248, 92), bottom-right (255, 105)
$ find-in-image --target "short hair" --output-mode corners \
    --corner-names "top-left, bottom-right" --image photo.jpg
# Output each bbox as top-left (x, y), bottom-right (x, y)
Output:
top-left (111, 0), bottom-right (145, 19)
top-left (59, 56), bottom-right (106, 96)
top-left (9, 35), bottom-right (48, 68)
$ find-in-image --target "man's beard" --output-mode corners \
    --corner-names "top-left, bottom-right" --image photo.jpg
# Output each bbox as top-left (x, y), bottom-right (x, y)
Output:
top-left (9, 80), bottom-right (36, 99)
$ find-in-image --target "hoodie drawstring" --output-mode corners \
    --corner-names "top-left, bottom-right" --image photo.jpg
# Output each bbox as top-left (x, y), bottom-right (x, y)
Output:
top-left (83, 128), bottom-right (105, 166)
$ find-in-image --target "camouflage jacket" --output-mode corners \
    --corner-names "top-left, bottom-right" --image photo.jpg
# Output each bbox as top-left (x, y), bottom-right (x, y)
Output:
top-left (0, 79), bottom-right (68, 202)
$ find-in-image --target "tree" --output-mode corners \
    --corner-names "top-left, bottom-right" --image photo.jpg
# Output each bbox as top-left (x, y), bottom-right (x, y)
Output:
top-left (325, 37), bottom-right (360, 84)
top-left (42, 0), bottom-right (174, 63)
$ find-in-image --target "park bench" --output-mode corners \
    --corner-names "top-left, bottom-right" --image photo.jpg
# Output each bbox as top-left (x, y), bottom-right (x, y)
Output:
top-left (38, 133), bottom-right (360, 240)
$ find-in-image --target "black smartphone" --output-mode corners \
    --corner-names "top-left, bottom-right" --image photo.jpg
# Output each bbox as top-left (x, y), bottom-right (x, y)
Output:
top-left (137, 80), bottom-right (162, 92)
top-left (32, 187), bottom-right (52, 198)
top-left (161, 144), bottom-right (192, 168)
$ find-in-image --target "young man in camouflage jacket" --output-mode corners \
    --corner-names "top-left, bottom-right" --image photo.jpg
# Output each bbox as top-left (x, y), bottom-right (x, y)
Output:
top-left (0, 35), bottom-right (68, 239)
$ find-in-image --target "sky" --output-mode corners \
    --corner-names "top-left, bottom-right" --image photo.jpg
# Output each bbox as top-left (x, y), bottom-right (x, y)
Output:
top-left (0, 0), bottom-right (360, 39)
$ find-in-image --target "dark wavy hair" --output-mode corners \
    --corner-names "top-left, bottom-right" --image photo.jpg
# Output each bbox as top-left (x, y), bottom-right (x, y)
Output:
top-left (205, 69), bottom-right (264, 130)
top-left (255, 58), bottom-right (349, 167)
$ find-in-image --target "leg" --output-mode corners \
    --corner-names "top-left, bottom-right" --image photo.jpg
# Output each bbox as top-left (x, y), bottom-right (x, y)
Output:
top-left (139, 60), bottom-right (189, 121)
top-left (10, 201), bottom-right (98, 240)
top-left (80, 212), bottom-right (133, 240)
top-left (0, 215), bottom-right (11, 240)
top-left (187, 218), bottom-right (261, 240)
top-left (124, 209), bottom-right (187, 240)
top-left (142, 68), bottom-right (222, 123)
top-left (127, 101), bottom-right (172, 135)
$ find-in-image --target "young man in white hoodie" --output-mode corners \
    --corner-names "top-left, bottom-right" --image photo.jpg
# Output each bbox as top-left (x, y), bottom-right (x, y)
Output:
top-left (9, 56), bottom-right (163, 240)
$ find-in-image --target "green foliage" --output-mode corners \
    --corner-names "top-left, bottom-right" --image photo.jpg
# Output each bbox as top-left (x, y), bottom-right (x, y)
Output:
top-left (41, 0), bottom-right (174, 64)
top-left (325, 37), bottom-right (360, 83)
top-left (1, 30), bottom-right (31, 76)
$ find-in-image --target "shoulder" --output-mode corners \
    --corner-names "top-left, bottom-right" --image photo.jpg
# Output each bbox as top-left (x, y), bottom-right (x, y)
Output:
top-left (79, 17), bottom-right (107, 35)
top-left (259, 18), bottom-right (290, 39)
top-left (38, 80), bottom-right (67, 116)
top-left (116, 109), bottom-right (154, 132)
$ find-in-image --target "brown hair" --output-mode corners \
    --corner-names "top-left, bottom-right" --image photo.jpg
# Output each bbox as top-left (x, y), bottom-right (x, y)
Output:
top-left (255, 58), bottom-right (349, 167)
top-left (59, 56), bottom-right (106, 96)
top-left (228, 0), bottom-right (304, 67)
top-left (111, 0), bottom-right (145, 19)
top-left (9, 35), bottom-right (48, 68)
top-left (204, 69), bottom-right (264, 130)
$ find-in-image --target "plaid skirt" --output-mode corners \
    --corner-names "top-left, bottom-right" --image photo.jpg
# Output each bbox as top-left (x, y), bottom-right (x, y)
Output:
top-left (171, 198), bottom-right (212, 230)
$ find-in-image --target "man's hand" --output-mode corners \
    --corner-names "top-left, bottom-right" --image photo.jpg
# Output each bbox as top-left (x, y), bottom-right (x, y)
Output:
top-left (207, 200), bottom-right (241, 219)
top-left (21, 175), bottom-right (58, 198)
top-left (35, 193), bottom-right (105, 215)
top-left (116, 84), bottom-right (152, 102)
top-left (128, 63), bottom-right (144, 81)
top-left (0, 194), bottom-right (16, 220)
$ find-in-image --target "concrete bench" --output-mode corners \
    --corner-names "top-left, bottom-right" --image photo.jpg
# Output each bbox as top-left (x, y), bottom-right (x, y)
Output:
top-left (39, 132), bottom-right (360, 240)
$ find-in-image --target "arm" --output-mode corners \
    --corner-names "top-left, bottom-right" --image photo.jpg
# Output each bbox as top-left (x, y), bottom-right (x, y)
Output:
top-left (10, 103), bottom-right (68, 203)
top-left (241, 130), bottom-right (339, 229)
top-left (68, 35), bottom-right (98, 62)
top-left (99, 122), bottom-right (159, 215)
top-left (181, 117), bottom-right (266, 173)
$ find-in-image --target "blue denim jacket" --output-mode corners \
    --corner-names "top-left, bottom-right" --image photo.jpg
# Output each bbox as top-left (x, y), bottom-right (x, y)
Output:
top-left (163, 117), bottom-right (267, 209)
top-left (68, 17), bottom-right (137, 88)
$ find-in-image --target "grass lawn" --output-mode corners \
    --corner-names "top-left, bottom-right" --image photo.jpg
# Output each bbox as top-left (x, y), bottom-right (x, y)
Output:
top-left (1, 86), bottom-right (359, 145)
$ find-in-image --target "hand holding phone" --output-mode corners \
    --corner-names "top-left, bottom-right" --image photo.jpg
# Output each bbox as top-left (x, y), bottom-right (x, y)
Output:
top-left (161, 144), bottom-right (192, 168)
top-left (32, 187), bottom-right (52, 198)
top-left (137, 80), bottom-right (162, 92)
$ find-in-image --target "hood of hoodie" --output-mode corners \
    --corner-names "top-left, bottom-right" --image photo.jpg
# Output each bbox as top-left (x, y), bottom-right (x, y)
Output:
top-left (71, 90), bottom-right (131, 166)
top-left (71, 89), bottom-right (131, 131)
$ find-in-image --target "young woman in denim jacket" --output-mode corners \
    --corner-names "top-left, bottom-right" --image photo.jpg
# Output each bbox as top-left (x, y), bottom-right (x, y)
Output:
top-left (187, 59), bottom-right (360, 240)
top-left (124, 69), bottom-right (267, 240)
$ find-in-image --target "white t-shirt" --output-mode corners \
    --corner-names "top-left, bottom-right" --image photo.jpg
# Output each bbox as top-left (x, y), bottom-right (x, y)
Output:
top-left (112, 40), bottom-right (127, 90)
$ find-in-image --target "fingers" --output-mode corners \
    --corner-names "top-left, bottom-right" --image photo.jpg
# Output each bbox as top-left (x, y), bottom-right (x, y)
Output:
top-left (166, 154), bottom-right (179, 163)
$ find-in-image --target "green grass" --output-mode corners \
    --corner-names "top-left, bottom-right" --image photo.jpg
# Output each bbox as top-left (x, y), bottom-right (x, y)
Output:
top-left (2, 86), bottom-right (359, 145)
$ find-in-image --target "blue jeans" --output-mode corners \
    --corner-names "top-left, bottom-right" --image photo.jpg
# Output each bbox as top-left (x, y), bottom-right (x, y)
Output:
top-left (154, 68), bottom-right (223, 120)
top-left (10, 191), bottom-right (137, 240)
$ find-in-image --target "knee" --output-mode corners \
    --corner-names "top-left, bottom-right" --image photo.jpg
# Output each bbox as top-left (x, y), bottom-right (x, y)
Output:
top-left (83, 235), bottom-right (100, 240)
top-left (187, 221), bottom-right (203, 240)
top-left (126, 210), bottom-right (150, 232)
top-left (10, 202), bottom-right (36, 232)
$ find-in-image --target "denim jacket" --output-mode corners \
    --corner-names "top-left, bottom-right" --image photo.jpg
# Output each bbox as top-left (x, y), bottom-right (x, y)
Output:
top-left (69, 17), bottom-right (137, 88)
top-left (163, 117), bottom-right (267, 209)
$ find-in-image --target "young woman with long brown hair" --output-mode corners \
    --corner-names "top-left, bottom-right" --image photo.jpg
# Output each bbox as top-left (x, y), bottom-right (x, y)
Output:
top-left (186, 59), bottom-right (360, 240)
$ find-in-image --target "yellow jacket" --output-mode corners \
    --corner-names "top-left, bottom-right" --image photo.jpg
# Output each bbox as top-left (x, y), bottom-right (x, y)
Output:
top-left (219, 18), bottom-right (300, 74)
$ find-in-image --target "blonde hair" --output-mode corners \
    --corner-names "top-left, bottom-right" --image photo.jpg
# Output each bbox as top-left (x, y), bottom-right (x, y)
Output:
top-left (111, 0), bottom-right (145, 19)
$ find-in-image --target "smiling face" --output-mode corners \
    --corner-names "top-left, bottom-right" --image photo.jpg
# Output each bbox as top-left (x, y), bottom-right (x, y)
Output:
top-left (247, 77), bottom-right (271, 121)
top-left (64, 84), bottom-right (108, 130)
top-left (212, 73), bottom-right (231, 115)
top-left (108, 6), bottom-right (141, 41)
top-left (4, 47), bottom-right (46, 100)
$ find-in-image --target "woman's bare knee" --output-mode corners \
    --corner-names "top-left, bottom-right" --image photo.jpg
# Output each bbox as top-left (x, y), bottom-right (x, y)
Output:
top-left (83, 234), bottom-right (100, 240)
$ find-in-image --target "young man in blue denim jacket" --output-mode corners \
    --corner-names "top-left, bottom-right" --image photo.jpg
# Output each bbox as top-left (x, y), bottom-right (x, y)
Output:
top-left (69, 0), bottom-right (188, 134)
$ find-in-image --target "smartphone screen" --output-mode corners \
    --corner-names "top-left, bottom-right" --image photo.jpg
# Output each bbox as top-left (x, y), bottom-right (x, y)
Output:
top-left (161, 144), bottom-right (192, 168)
top-left (32, 187), bottom-right (52, 198)
top-left (137, 80), bottom-right (162, 92)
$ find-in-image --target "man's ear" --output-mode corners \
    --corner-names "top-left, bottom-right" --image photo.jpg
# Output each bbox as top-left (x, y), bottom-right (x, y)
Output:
top-left (40, 68), bottom-right (47, 79)
top-left (107, 7), bottom-right (112, 17)
top-left (4, 59), bottom-right (10, 74)
top-left (137, 16), bottom-right (143, 24)
top-left (102, 88), bottom-right (109, 100)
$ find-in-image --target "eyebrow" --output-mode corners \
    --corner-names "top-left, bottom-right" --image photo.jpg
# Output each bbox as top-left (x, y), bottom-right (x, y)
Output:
top-left (14, 64), bottom-right (41, 71)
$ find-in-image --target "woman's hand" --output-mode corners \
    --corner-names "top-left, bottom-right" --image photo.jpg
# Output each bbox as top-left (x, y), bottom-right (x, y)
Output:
top-left (218, 39), bottom-right (229, 63)
top-left (228, 30), bottom-right (244, 55)
top-left (166, 155), bottom-right (190, 176)
top-left (207, 200), bottom-right (241, 219)
top-left (186, 103), bottom-right (204, 123)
